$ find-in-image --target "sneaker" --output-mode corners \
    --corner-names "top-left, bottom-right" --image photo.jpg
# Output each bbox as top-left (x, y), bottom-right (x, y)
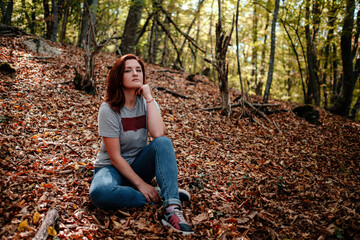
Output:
top-left (161, 207), bottom-right (194, 235)
top-left (179, 189), bottom-right (191, 202)
top-left (155, 187), bottom-right (191, 202)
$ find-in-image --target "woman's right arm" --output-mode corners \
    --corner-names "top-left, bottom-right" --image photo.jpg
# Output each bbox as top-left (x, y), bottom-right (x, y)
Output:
top-left (103, 137), bottom-right (160, 203)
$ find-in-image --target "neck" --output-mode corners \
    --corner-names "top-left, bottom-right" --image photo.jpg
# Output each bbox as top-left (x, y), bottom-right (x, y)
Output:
top-left (123, 88), bottom-right (138, 109)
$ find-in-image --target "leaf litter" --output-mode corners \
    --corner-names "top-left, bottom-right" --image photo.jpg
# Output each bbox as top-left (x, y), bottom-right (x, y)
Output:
top-left (0, 36), bottom-right (359, 239)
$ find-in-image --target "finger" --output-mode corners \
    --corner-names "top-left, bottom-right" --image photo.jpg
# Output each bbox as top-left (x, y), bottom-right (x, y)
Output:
top-left (149, 193), bottom-right (158, 203)
top-left (151, 192), bottom-right (160, 203)
top-left (144, 194), bottom-right (151, 203)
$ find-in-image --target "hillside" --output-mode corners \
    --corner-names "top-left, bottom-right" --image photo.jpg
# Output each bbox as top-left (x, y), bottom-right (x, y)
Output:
top-left (1, 36), bottom-right (359, 239)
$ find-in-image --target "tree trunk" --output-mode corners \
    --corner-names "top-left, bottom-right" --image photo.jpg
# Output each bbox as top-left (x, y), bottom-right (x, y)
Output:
top-left (263, 0), bottom-right (280, 104)
top-left (160, 19), bottom-right (169, 67)
top-left (148, 18), bottom-right (156, 63)
top-left (192, 14), bottom-right (200, 73)
top-left (78, 0), bottom-right (97, 48)
top-left (43, 0), bottom-right (52, 40)
top-left (209, 0), bottom-right (216, 82)
top-left (321, 0), bottom-right (337, 109)
top-left (119, 0), bottom-right (144, 55)
top-left (50, 0), bottom-right (58, 41)
top-left (304, 0), bottom-right (321, 106)
top-left (235, 0), bottom-right (244, 98)
top-left (75, 0), bottom-right (115, 94)
top-left (331, 43), bottom-right (339, 103)
top-left (214, 0), bottom-right (234, 116)
top-left (60, 0), bottom-right (70, 43)
top-left (350, 96), bottom-right (360, 119)
top-left (176, 0), bottom-right (205, 68)
top-left (258, 0), bottom-right (270, 96)
top-left (24, 0), bottom-right (37, 34)
top-left (331, 0), bottom-right (356, 116)
top-left (0, 0), bottom-right (13, 25)
top-left (351, 6), bottom-right (359, 60)
top-left (281, 20), bottom-right (306, 102)
top-left (251, 1), bottom-right (258, 95)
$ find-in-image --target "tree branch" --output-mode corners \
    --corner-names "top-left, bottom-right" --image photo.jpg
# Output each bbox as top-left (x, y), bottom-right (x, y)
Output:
top-left (33, 208), bottom-right (59, 240)
top-left (160, 7), bottom-right (205, 54)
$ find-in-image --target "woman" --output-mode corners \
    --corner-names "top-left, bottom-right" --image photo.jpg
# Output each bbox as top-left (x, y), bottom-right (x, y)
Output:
top-left (89, 54), bottom-right (193, 235)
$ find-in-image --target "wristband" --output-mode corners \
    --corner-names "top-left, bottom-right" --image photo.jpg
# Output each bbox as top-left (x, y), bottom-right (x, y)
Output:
top-left (147, 98), bottom-right (154, 104)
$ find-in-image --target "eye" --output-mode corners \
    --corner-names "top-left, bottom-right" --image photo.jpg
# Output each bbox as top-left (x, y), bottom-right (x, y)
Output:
top-left (136, 69), bottom-right (142, 72)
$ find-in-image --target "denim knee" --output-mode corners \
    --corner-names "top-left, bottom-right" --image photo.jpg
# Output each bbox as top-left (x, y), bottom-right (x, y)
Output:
top-left (152, 136), bottom-right (173, 147)
top-left (89, 183), bottom-right (111, 208)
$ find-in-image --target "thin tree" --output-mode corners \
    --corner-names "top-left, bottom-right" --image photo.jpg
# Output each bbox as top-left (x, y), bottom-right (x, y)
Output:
top-left (60, 0), bottom-right (70, 43)
top-left (50, 0), bottom-right (58, 41)
top-left (251, 1), bottom-right (258, 95)
top-left (331, 0), bottom-right (356, 116)
top-left (263, 0), bottom-right (280, 103)
top-left (321, 0), bottom-right (337, 109)
top-left (0, 0), bottom-right (13, 25)
top-left (206, 0), bottom-right (234, 116)
top-left (119, 0), bottom-right (144, 55)
top-left (21, 0), bottom-right (36, 34)
top-left (77, 0), bottom-right (97, 47)
top-left (235, 0), bottom-right (244, 101)
top-left (74, 0), bottom-right (115, 94)
top-left (304, 0), bottom-right (321, 106)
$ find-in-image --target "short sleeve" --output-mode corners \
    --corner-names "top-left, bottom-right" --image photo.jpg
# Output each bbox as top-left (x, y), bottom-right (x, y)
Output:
top-left (98, 103), bottom-right (121, 137)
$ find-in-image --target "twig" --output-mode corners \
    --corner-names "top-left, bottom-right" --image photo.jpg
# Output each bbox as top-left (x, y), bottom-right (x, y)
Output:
top-left (252, 115), bottom-right (271, 131)
top-left (155, 86), bottom-right (193, 99)
top-left (198, 102), bottom-right (247, 112)
top-left (204, 58), bottom-right (218, 69)
top-left (241, 100), bottom-right (276, 126)
top-left (65, 144), bottom-right (82, 158)
top-left (273, 119), bottom-right (282, 135)
top-left (154, 70), bottom-right (183, 74)
top-left (51, 81), bottom-right (72, 85)
top-left (160, 73), bottom-right (176, 80)
top-left (59, 169), bottom-right (73, 174)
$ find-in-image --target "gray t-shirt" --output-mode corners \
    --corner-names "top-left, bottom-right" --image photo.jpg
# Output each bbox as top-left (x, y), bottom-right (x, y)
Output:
top-left (94, 96), bottom-right (160, 168)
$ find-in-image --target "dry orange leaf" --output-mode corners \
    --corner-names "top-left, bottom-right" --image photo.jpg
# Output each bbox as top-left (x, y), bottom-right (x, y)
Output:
top-left (47, 226), bottom-right (57, 236)
top-left (18, 219), bottom-right (28, 232)
top-left (33, 211), bottom-right (41, 224)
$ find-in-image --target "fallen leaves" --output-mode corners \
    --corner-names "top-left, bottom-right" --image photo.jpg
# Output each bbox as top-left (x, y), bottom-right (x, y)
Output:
top-left (18, 220), bottom-right (28, 232)
top-left (1, 35), bottom-right (360, 239)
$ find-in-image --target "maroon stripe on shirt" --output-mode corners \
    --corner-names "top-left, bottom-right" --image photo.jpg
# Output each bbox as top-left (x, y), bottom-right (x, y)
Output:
top-left (121, 115), bottom-right (146, 132)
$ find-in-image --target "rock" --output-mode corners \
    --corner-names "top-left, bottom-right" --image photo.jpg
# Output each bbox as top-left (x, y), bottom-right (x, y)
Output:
top-left (23, 38), bottom-right (62, 56)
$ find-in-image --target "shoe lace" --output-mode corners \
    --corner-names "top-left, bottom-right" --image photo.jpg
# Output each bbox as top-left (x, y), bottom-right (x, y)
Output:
top-left (172, 209), bottom-right (187, 223)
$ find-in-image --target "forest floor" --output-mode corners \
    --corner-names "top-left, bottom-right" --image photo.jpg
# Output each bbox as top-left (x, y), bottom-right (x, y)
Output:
top-left (0, 35), bottom-right (359, 240)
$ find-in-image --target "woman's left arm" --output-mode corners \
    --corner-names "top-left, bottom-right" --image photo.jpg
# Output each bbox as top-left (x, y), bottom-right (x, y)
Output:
top-left (137, 84), bottom-right (165, 138)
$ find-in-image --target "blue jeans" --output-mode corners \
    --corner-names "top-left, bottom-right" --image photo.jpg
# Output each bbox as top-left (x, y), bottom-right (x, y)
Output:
top-left (89, 137), bottom-right (181, 209)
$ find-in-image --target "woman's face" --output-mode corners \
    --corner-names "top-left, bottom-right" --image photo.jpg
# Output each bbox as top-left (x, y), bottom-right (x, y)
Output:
top-left (122, 59), bottom-right (144, 90)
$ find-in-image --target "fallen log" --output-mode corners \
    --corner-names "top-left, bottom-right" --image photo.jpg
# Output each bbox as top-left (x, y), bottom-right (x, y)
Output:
top-left (160, 73), bottom-right (176, 80)
top-left (155, 86), bottom-right (193, 99)
top-left (198, 99), bottom-right (283, 134)
top-left (154, 69), bottom-right (183, 74)
top-left (33, 208), bottom-right (59, 240)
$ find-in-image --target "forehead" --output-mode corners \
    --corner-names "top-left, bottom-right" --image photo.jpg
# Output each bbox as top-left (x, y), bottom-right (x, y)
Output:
top-left (125, 59), bottom-right (141, 68)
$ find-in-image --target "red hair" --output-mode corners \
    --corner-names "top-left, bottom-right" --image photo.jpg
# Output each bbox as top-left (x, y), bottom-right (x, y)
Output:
top-left (105, 54), bottom-right (146, 113)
